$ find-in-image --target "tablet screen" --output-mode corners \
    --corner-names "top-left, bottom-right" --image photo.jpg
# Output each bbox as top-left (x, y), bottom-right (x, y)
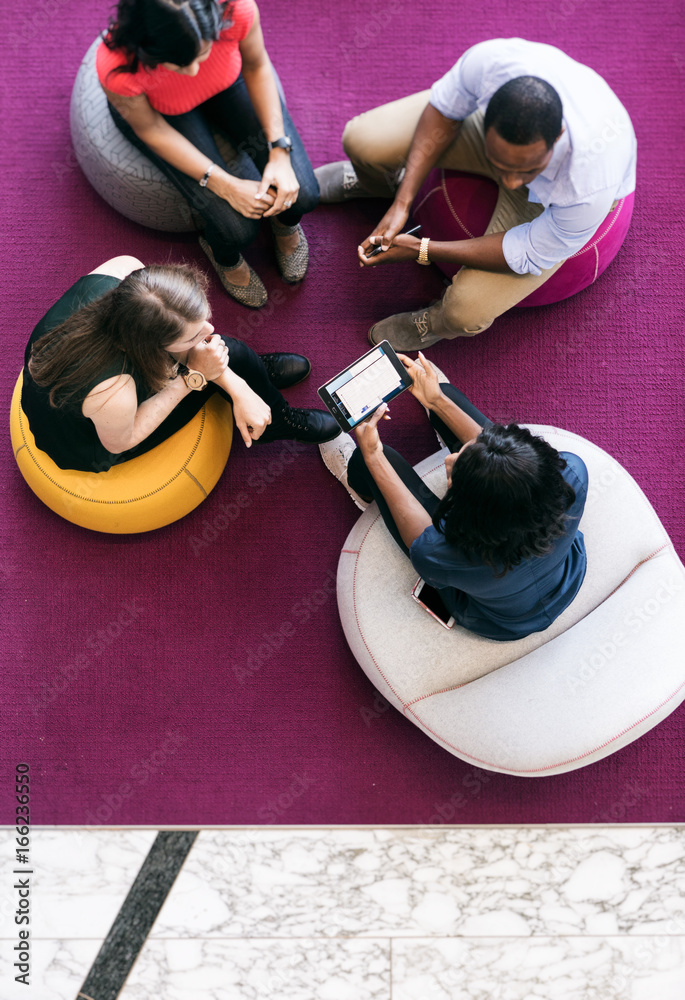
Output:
top-left (321, 343), bottom-right (409, 430)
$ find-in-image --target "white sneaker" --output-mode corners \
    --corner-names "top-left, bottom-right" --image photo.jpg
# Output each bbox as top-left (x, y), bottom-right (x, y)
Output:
top-left (319, 432), bottom-right (370, 510)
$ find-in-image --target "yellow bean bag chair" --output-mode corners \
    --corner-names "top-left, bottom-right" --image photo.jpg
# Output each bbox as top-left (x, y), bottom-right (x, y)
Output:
top-left (10, 372), bottom-right (233, 534)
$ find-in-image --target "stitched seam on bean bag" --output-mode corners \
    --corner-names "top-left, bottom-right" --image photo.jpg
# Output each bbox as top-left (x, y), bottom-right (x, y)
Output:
top-left (405, 678), bottom-right (685, 774)
top-left (412, 185), bottom-right (443, 216)
top-left (405, 543), bottom-right (675, 708)
top-left (351, 512), bottom-right (408, 707)
top-left (17, 401), bottom-right (207, 503)
top-left (569, 196), bottom-right (626, 258)
top-left (350, 433), bottom-right (673, 721)
top-left (440, 170), bottom-right (477, 239)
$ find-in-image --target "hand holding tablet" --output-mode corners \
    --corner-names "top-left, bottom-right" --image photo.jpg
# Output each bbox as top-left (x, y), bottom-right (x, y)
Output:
top-left (318, 341), bottom-right (414, 433)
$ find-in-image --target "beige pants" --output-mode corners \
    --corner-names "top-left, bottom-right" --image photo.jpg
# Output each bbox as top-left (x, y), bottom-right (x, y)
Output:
top-left (343, 91), bottom-right (566, 338)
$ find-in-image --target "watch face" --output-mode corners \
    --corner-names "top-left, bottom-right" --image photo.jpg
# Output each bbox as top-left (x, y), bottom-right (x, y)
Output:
top-left (186, 371), bottom-right (205, 389)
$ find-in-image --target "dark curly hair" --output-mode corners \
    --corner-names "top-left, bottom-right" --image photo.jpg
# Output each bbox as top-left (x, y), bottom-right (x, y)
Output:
top-left (433, 424), bottom-right (577, 575)
top-left (484, 76), bottom-right (563, 150)
top-left (104, 0), bottom-right (235, 73)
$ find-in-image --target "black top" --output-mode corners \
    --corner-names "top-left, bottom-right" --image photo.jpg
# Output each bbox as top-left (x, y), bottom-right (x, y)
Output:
top-left (22, 274), bottom-right (152, 472)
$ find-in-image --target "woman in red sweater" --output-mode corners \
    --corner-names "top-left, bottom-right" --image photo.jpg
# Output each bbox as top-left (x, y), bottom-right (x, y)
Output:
top-left (97, 0), bottom-right (319, 308)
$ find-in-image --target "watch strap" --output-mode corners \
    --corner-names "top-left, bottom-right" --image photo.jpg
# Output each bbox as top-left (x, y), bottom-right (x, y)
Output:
top-left (268, 136), bottom-right (293, 152)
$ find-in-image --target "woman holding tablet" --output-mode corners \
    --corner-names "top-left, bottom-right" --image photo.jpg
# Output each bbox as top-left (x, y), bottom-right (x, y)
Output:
top-left (320, 355), bottom-right (588, 640)
top-left (97, 0), bottom-right (318, 307)
top-left (23, 257), bottom-right (338, 474)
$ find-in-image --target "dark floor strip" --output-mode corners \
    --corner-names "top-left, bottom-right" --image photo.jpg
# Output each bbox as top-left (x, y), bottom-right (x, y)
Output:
top-left (75, 830), bottom-right (199, 1000)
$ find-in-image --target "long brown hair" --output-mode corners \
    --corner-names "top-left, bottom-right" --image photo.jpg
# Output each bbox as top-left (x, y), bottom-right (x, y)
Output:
top-left (29, 264), bottom-right (210, 408)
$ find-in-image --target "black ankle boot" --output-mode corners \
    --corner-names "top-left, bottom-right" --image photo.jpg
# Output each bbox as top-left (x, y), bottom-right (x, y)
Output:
top-left (258, 352), bottom-right (311, 389)
top-left (259, 405), bottom-right (340, 444)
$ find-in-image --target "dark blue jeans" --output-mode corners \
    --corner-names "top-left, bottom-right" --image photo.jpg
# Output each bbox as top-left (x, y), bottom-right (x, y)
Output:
top-left (109, 73), bottom-right (319, 267)
top-left (347, 385), bottom-right (493, 556)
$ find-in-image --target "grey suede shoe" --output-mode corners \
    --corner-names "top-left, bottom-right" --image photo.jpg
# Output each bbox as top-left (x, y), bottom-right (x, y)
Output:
top-left (314, 160), bottom-right (378, 203)
top-left (368, 308), bottom-right (443, 351)
top-left (199, 237), bottom-right (267, 309)
top-left (271, 221), bottom-right (309, 283)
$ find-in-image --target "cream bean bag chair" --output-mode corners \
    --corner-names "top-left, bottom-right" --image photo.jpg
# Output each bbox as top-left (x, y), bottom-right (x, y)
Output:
top-left (337, 426), bottom-right (685, 776)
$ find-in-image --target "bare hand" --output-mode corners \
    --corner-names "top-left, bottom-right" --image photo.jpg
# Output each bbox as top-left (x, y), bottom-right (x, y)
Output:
top-left (257, 155), bottom-right (300, 217)
top-left (186, 334), bottom-right (229, 381)
top-left (358, 233), bottom-right (421, 267)
top-left (232, 388), bottom-right (272, 448)
top-left (397, 351), bottom-right (445, 409)
top-left (362, 200), bottom-right (409, 253)
top-left (353, 403), bottom-right (390, 460)
top-left (218, 176), bottom-right (276, 219)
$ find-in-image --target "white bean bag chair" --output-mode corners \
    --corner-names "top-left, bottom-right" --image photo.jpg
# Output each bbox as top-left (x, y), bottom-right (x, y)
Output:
top-left (337, 426), bottom-right (685, 776)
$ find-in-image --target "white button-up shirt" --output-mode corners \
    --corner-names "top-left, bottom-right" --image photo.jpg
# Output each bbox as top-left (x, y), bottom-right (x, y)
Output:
top-left (430, 38), bottom-right (637, 274)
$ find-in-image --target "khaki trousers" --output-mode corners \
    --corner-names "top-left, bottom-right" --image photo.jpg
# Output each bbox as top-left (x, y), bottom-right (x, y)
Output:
top-left (342, 91), bottom-right (566, 338)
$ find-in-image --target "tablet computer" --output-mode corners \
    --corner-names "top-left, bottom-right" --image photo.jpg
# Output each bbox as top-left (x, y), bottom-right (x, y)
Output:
top-left (318, 341), bottom-right (413, 433)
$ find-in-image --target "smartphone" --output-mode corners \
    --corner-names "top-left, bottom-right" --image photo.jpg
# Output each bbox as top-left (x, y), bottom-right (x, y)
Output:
top-left (366, 224), bottom-right (421, 257)
top-left (412, 578), bottom-right (455, 630)
top-left (317, 340), bottom-right (413, 433)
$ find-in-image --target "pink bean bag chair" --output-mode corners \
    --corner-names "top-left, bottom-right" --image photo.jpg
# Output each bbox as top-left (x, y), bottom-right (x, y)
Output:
top-left (412, 169), bottom-right (634, 307)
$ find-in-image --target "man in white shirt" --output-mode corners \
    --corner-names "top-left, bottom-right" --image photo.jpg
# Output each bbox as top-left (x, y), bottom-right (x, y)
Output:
top-left (316, 38), bottom-right (636, 350)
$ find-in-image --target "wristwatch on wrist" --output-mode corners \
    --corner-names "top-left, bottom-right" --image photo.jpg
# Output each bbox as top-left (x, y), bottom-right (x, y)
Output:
top-left (176, 362), bottom-right (207, 391)
top-left (417, 237), bottom-right (431, 266)
top-left (267, 136), bottom-right (293, 153)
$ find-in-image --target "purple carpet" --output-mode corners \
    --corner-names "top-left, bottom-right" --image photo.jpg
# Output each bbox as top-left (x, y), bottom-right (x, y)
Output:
top-left (2, 0), bottom-right (684, 825)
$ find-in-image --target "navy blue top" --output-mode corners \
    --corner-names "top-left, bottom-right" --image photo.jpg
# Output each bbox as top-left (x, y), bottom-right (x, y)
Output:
top-left (409, 453), bottom-right (589, 640)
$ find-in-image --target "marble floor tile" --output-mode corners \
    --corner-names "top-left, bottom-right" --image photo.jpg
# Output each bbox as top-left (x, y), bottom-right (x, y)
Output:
top-left (392, 937), bottom-right (685, 1000)
top-left (0, 939), bottom-right (101, 1000)
top-left (0, 829), bottom-right (156, 939)
top-left (117, 938), bottom-right (390, 1000)
top-left (149, 827), bottom-right (685, 939)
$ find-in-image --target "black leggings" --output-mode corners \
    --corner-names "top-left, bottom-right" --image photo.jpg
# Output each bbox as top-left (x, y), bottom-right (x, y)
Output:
top-left (347, 385), bottom-right (493, 557)
top-left (118, 337), bottom-right (293, 460)
top-left (109, 73), bottom-right (319, 267)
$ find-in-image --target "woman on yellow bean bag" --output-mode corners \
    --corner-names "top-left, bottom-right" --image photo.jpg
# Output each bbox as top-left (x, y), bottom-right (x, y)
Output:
top-left (16, 256), bottom-right (338, 531)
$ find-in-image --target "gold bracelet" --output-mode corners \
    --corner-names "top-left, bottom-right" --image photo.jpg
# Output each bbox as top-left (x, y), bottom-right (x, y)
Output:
top-left (417, 236), bottom-right (431, 266)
